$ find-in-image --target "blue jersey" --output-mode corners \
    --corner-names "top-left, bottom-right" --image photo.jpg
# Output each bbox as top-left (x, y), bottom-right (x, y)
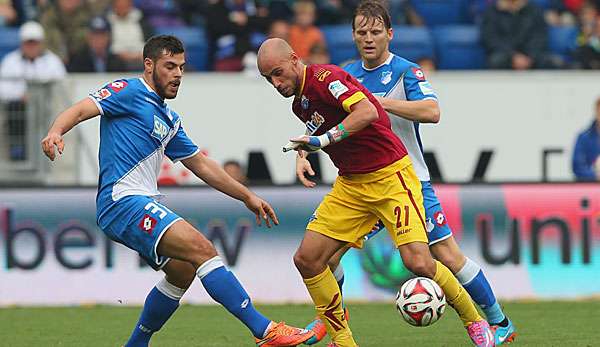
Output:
top-left (344, 54), bottom-right (437, 182)
top-left (89, 78), bottom-right (199, 229)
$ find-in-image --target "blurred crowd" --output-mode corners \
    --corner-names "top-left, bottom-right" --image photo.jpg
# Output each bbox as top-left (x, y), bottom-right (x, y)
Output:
top-left (0, 0), bottom-right (598, 72)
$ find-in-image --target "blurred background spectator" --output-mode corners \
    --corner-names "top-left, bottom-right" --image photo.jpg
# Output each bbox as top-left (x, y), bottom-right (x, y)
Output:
top-left (572, 97), bottom-right (600, 181)
top-left (268, 18), bottom-right (290, 40)
top-left (0, 0), bottom-right (17, 26)
top-left (306, 42), bottom-right (330, 64)
top-left (289, 0), bottom-right (326, 61)
top-left (40, 0), bottom-right (92, 64)
top-left (136, 0), bottom-right (185, 28)
top-left (67, 16), bottom-right (126, 72)
top-left (481, 0), bottom-right (560, 69)
top-left (106, 0), bottom-right (151, 71)
top-left (223, 159), bottom-right (248, 185)
top-left (574, 1), bottom-right (600, 68)
top-left (0, 21), bottom-right (65, 161)
top-left (205, 0), bottom-right (270, 71)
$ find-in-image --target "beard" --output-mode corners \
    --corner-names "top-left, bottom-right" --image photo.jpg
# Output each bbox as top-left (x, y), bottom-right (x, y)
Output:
top-left (152, 67), bottom-right (178, 99)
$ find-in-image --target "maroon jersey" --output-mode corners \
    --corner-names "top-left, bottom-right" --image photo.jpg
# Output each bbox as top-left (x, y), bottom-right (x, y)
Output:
top-left (292, 64), bottom-right (407, 175)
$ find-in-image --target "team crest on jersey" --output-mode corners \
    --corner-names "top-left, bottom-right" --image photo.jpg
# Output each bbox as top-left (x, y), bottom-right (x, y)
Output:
top-left (328, 80), bottom-right (348, 99)
top-left (356, 77), bottom-right (364, 83)
top-left (381, 70), bottom-right (393, 85)
top-left (301, 95), bottom-right (310, 110)
top-left (152, 115), bottom-right (170, 142)
top-left (306, 111), bottom-right (325, 134)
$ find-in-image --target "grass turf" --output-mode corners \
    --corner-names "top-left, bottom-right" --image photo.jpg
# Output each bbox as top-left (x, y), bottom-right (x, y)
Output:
top-left (1, 301), bottom-right (599, 346)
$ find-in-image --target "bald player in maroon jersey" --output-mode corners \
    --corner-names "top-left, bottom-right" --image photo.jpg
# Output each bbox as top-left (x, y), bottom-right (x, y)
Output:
top-left (256, 38), bottom-right (493, 347)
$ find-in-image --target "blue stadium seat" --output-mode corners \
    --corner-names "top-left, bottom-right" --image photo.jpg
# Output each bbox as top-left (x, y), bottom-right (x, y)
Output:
top-left (154, 26), bottom-right (209, 71)
top-left (320, 25), bottom-right (358, 65)
top-left (431, 25), bottom-right (485, 69)
top-left (529, 0), bottom-right (552, 9)
top-left (390, 26), bottom-right (434, 63)
top-left (410, 0), bottom-right (470, 26)
top-left (548, 25), bottom-right (578, 63)
top-left (0, 27), bottom-right (20, 60)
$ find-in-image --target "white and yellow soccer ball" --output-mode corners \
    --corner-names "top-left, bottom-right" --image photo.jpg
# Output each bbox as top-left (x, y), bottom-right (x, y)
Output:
top-left (395, 277), bottom-right (446, 327)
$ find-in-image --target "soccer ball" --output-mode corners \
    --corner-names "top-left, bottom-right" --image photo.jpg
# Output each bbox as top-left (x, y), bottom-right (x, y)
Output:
top-left (395, 277), bottom-right (446, 326)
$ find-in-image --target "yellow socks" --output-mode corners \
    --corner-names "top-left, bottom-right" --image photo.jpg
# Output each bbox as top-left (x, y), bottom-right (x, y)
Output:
top-left (304, 267), bottom-right (358, 347)
top-left (433, 260), bottom-right (482, 326)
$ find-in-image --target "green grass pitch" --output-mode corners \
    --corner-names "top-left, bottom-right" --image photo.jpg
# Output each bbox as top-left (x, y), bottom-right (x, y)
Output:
top-left (1, 301), bottom-right (598, 346)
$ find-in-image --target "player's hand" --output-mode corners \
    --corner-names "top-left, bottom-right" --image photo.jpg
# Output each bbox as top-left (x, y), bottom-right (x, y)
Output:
top-left (296, 151), bottom-right (316, 188)
top-left (41, 132), bottom-right (64, 161)
top-left (244, 194), bottom-right (279, 228)
top-left (290, 134), bottom-right (329, 152)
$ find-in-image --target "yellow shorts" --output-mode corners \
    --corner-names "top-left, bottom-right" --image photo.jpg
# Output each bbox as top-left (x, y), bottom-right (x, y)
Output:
top-left (307, 156), bottom-right (428, 248)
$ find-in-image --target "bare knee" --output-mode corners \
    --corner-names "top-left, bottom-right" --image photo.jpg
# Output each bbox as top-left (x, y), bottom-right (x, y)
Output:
top-left (185, 232), bottom-right (218, 269)
top-left (430, 239), bottom-right (466, 274)
top-left (294, 249), bottom-right (327, 279)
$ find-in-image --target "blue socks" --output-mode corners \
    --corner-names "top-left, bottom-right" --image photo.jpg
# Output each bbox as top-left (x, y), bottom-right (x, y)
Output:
top-left (126, 278), bottom-right (185, 347)
top-left (198, 256), bottom-right (271, 338)
top-left (456, 257), bottom-right (506, 325)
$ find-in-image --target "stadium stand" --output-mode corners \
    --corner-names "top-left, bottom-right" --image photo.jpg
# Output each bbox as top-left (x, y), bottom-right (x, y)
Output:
top-left (410, 0), bottom-right (471, 26)
top-left (390, 26), bottom-right (435, 64)
top-left (548, 25), bottom-right (579, 63)
top-left (432, 25), bottom-right (486, 69)
top-left (154, 26), bottom-right (209, 71)
top-left (0, 27), bottom-right (20, 60)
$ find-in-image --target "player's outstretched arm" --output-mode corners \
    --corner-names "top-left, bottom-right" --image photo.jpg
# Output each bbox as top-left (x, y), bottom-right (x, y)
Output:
top-left (374, 96), bottom-right (440, 123)
top-left (181, 152), bottom-right (279, 227)
top-left (290, 98), bottom-right (378, 150)
top-left (41, 98), bottom-right (101, 161)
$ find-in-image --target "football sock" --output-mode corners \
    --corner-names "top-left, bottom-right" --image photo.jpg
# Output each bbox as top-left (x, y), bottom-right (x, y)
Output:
top-left (433, 260), bottom-right (482, 326)
top-left (455, 257), bottom-right (506, 325)
top-left (304, 267), bottom-right (357, 347)
top-left (332, 264), bottom-right (345, 294)
top-left (126, 278), bottom-right (185, 347)
top-left (197, 256), bottom-right (271, 338)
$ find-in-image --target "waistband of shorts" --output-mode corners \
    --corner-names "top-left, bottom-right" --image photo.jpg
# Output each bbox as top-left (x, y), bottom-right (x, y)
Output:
top-left (338, 156), bottom-right (411, 183)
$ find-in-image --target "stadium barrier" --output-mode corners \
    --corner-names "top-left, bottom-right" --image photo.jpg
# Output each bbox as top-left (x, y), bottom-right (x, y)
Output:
top-left (1, 183), bottom-right (598, 306)
top-left (63, 71), bottom-right (600, 186)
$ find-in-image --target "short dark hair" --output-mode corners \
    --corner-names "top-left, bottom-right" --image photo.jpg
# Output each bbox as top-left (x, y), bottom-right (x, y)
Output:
top-left (352, 0), bottom-right (392, 31)
top-left (143, 35), bottom-right (185, 61)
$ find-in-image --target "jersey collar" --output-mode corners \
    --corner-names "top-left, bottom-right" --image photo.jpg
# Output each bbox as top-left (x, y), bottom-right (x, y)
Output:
top-left (296, 65), bottom-right (307, 97)
top-left (361, 52), bottom-right (394, 71)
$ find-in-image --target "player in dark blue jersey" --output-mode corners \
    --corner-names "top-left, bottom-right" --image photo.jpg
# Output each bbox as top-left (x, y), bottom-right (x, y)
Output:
top-left (41, 35), bottom-right (313, 347)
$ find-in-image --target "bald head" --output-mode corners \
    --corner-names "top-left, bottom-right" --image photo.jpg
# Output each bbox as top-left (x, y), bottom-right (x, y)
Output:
top-left (257, 38), bottom-right (294, 72)
top-left (257, 38), bottom-right (305, 98)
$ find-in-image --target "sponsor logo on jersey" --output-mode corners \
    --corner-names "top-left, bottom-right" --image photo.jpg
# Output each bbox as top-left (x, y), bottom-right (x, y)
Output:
top-left (433, 211), bottom-right (447, 226)
top-left (152, 115), bottom-right (170, 142)
top-left (301, 95), bottom-right (310, 110)
top-left (411, 67), bottom-right (425, 81)
top-left (306, 111), bottom-right (324, 134)
top-left (109, 80), bottom-right (128, 92)
top-left (418, 81), bottom-right (435, 96)
top-left (328, 80), bottom-right (348, 99)
top-left (138, 214), bottom-right (157, 234)
top-left (315, 68), bottom-right (332, 82)
top-left (381, 70), bottom-right (393, 85)
top-left (92, 88), bottom-right (111, 101)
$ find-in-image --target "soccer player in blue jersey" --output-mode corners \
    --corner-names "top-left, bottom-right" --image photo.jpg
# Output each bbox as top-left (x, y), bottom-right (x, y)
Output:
top-left (41, 35), bottom-right (313, 347)
top-left (302, 1), bottom-right (516, 345)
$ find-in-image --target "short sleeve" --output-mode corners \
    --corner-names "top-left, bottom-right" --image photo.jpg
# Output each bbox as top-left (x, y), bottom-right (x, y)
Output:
top-left (315, 66), bottom-right (367, 113)
top-left (403, 65), bottom-right (437, 101)
top-left (88, 79), bottom-right (133, 117)
top-left (165, 124), bottom-right (200, 162)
